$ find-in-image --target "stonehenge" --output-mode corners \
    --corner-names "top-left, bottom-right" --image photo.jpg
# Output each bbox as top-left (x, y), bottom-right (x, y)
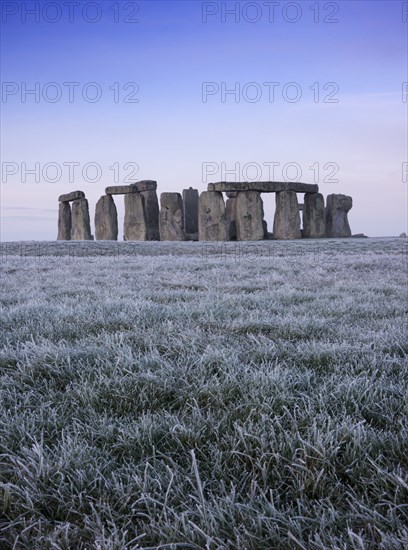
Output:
top-left (235, 191), bottom-right (264, 241)
top-left (208, 181), bottom-right (319, 193)
top-left (303, 192), bottom-right (325, 238)
top-left (57, 180), bottom-right (354, 242)
top-left (58, 190), bottom-right (85, 202)
top-left (183, 187), bottom-right (199, 237)
top-left (57, 202), bottom-right (71, 240)
top-left (71, 198), bottom-right (92, 240)
top-left (95, 195), bottom-right (118, 240)
top-left (198, 191), bottom-right (227, 241)
top-left (159, 193), bottom-right (185, 241)
top-left (325, 194), bottom-right (352, 238)
top-left (273, 191), bottom-right (302, 240)
top-left (57, 191), bottom-right (91, 241)
top-left (105, 180), bottom-right (157, 195)
top-left (141, 189), bottom-right (160, 240)
top-left (225, 196), bottom-right (237, 240)
top-left (124, 194), bottom-right (148, 241)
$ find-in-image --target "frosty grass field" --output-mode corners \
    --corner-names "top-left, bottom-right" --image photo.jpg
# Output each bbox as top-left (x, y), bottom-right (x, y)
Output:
top-left (0, 238), bottom-right (407, 549)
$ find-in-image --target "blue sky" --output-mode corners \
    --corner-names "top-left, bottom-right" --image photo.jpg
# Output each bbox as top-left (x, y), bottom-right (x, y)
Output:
top-left (1, 0), bottom-right (407, 239)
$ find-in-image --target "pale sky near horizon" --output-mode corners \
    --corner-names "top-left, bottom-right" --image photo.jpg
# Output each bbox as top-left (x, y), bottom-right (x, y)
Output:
top-left (1, 0), bottom-right (407, 240)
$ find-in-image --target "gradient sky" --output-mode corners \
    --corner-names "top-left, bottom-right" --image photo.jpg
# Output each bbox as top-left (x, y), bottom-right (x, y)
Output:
top-left (1, 0), bottom-right (407, 240)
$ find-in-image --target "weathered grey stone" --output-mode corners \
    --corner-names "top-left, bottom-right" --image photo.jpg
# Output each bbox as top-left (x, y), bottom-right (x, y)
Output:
top-left (124, 194), bottom-right (148, 240)
top-left (198, 191), bottom-right (227, 241)
top-left (236, 191), bottom-right (264, 241)
top-left (159, 193), bottom-right (185, 241)
top-left (58, 190), bottom-right (85, 202)
top-left (94, 195), bottom-right (118, 240)
top-left (399, 232), bottom-right (406, 238)
top-left (71, 199), bottom-right (92, 240)
top-left (106, 181), bottom-right (157, 195)
top-left (141, 189), bottom-right (160, 240)
top-left (273, 191), bottom-right (301, 240)
top-left (303, 193), bottom-right (325, 238)
top-left (351, 233), bottom-right (368, 238)
top-left (226, 191), bottom-right (238, 199)
top-left (130, 180), bottom-right (158, 192)
top-left (208, 181), bottom-right (319, 194)
top-left (182, 187), bottom-right (199, 234)
top-left (105, 185), bottom-right (139, 195)
top-left (325, 194), bottom-right (352, 238)
top-left (225, 197), bottom-right (237, 240)
top-left (57, 202), bottom-right (71, 240)
top-left (185, 232), bottom-right (199, 241)
top-left (263, 220), bottom-right (268, 239)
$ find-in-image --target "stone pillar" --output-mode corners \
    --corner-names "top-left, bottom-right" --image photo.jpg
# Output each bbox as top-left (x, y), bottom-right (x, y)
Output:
top-left (182, 187), bottom-right (199, 235)
top-left (236, 191), bottom-right (264, 241)
top-left (71, 198), bottom-right (92, 240)
top-left (263, 220), bottom-right (269, 239)
top-left (325, 194), bottom-right (352, 238)
top-left (141, 189), bottom-right (160, 240)
top-left (57, 202), bottom-right (71, 240)
top-left (159, 192), bottom-right (185, 241)
top-left (198, 191), bottom-right (227, 241)
top-left (303, 193), bottom-right (325, 238)
top-left (124, 193), bottom-right (148, 240)
top-left (95, 195), bottom-right (118, 240)
top-left (273, 191), bottom-right (301, 240)
top-left (225, 197), bottom-right (237, 240)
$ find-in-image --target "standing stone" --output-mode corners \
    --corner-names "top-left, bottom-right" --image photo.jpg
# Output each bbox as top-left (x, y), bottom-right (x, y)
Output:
top-left (71, 199), bottom-right (92, 240)
top-left (225, 197), bottom-right (237, 240)
top-left (198, 191), bottom-right (227, 241)
top-left (182, 187), bottom-right (199, 234)
top-left (141, 189), bottom-right (160, 240)
top-left (95, 195), bottom-right (118, 240)
top-left (303, 193), bottom-right (325, 238)
top-left (273, 191), bottom-right (301, 240)
top-left (263, 220), bottom-right (268, 239)
top-left (325, 194), bottom-right (352, 238)
top-left (57, 202), bottom-right (71, 240)
top-left (159, 193), bottom-right (185, 241)
top-left (236, 191), bottom-right (264, 241)
top-left (124, 193), bottom-right (148, 240)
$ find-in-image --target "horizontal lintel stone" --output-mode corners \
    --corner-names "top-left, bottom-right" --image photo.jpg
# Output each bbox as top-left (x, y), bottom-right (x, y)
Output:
top-left (106, 181), bottom-right (157, 195)
top-left (208, 181), bottom-right (318, 194)
top-left (58, 190), bottom-right (85, 202)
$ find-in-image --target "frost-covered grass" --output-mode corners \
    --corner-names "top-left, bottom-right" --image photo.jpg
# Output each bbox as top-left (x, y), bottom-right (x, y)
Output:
top-left (0, 238), bottom-right (407, 549)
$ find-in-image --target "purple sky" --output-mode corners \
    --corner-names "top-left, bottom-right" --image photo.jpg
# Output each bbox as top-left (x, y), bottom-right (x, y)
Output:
top-left (1, 0), bottom-right (407, 239)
